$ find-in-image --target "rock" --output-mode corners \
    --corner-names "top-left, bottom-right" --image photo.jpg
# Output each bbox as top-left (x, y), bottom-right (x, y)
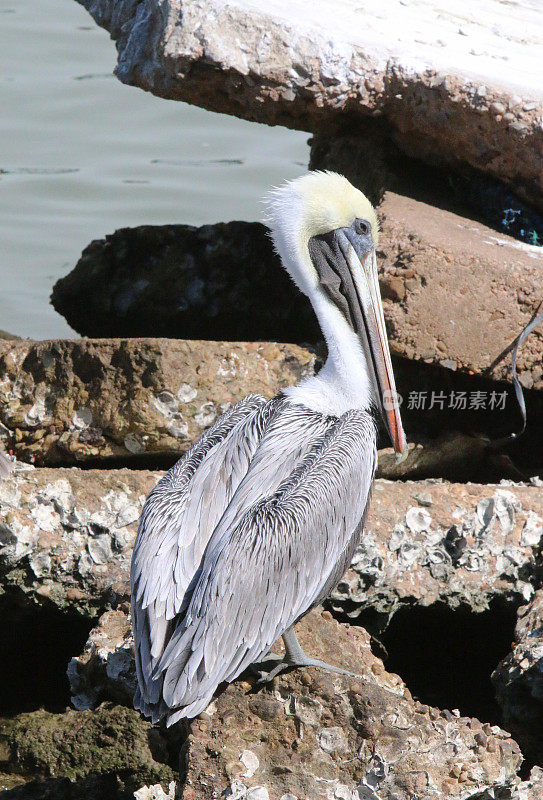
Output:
top-left (376, 432), bottom-right (491, 482)
top-left (1, 704), bottom-right (174, 793)
top-left (65, 608), bottom-right (522, 800)
top-left (0, 465), bottom-right (159, 616)
top-left (0, 337), bottom-right (316, 466)
top-left (77, 0), bottom-right (543, 212)
top-left (492, 589), bottom-right (543, 765)
top-left (180, 610), bottom-right (521, 799)
top-left (2, 467), bottom-right (542, 621)
top-left (68, 609), bottom-right (136, 709)
top-left (134, 784), bottom-right (177, 800)
top-left (509, 768), bottom-right (543, 800)
top-left (376, 192), bottom-right (543, 386)
top-left (310, 126), bottom-right (543, 248)
top-left (50, 223), bottom-right (318, 342)
top-left (49, 195), bottom-right (543, 389)
top-left (330, 480), bottom-right (543, 619)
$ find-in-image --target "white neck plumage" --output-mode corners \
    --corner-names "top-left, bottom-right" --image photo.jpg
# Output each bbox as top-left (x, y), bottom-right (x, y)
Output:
top-left (283, 285), bottom-right (374, 417)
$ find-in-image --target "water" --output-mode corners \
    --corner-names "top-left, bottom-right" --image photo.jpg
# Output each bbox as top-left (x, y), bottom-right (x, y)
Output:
top-left (0, 0), bottom-right (309, 339)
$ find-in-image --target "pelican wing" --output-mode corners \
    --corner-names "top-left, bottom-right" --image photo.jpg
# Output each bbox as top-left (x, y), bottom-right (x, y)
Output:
top-left (154, 409), bottom-right (376, 722)
top-left (131, 393), bottom-right (281, 718)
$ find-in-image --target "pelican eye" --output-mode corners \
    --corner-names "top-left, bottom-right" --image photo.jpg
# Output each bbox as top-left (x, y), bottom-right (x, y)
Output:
top-left (354, 218), bottom-right (370, 237)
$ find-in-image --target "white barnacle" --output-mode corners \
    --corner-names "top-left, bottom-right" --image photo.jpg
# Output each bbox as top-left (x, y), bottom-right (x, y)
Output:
top-left (177, 383), bottom-right (197, 403)
top-left (194, 402), bottom-right (216, 428)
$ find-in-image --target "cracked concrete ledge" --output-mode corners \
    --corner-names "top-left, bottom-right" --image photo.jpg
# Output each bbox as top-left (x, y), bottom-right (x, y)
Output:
top-left (76, 0), bottom-right (543, 212)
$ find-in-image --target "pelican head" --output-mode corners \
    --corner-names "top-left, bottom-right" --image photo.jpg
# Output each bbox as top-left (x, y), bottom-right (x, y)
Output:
top-left (266, 171), bottom-right (406, 455)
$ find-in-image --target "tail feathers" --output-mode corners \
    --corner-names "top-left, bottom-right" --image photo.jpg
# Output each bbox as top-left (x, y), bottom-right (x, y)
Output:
top-left (134, 681), bottom-right (214, 726)
top-left (134, 685), bottom-right (169, 725)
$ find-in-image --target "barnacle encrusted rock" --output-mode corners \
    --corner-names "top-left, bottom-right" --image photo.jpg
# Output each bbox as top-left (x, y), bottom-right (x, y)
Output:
top-left (0, 465), bottom-right (159, 615)
top-left (0, 337), bottom-right (315, 466)
top-left (65, 609), bottom-right (523, 800)
top-left (76, 0), bottom-right (543, 213)
top-left (178, 611), bottom-right (522, 799)
top-left (492, 589), bottom-right (543, 765)
top-left (329, 480), bottom-right (543, 618)
top-left (1, 467), bottom-right (541, 619)
top-left (134, 784), bottom-right (177, 800)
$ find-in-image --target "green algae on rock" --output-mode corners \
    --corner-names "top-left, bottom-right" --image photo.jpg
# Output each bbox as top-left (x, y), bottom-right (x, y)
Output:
top-left (2, 704), bottom-right (174, 788)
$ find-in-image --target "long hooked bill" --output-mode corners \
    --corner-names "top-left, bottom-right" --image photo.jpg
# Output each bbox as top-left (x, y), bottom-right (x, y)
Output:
top-left (346, 244), bottom-right (407, 458)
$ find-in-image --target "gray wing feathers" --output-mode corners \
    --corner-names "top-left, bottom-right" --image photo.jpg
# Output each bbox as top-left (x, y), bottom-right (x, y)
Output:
top-left (131, 394), bottom-right (272, 719)
top-left (154, 411), bottom-right (376, 721)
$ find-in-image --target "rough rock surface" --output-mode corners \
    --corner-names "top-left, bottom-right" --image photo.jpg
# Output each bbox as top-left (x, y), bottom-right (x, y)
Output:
top-left (0, 337), bottom-right (315, 466)
top-left (68, 608), bottom-right (136, 709)
top-left (1, 704), bottom-right (174, 795)
top-left (178, 611), bottom-right (522, 800)
top-left (77, 0), bottom-right (543, 212)
top-left (134, 784), bottom-right (176, 800)
top-left (492, 589), bottom-right (543, 764)
top-left (329, 480), bottom-right (543, 619)
top-left (64, 608), bottom-right (523, 800)
top-left (0, 465), bottom-right (159, 615)
top-left (50, 222), bottom-right (318, 342)
top-left (49, 194), bottom-right (543, 388)
top-left (376, 192), bottom-right (543, 387)
top-left (376, 432), bottom-right (489, 483)
top-left (511, 769), bottom-right (543, 800)
top-left (2, 465), bottom-right (541, 623)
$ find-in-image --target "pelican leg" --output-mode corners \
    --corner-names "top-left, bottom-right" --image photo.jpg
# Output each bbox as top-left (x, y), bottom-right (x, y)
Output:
top-left (282, 627), bottom-right (360, 677)
top-left (256, 626), bottom-right (360, 684)
top-left (247, 650), bottom-right (284, 679)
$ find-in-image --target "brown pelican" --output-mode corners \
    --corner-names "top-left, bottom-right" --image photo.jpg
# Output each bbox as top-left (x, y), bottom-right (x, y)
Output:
top-left (131, 171), bottom-right (406, 724)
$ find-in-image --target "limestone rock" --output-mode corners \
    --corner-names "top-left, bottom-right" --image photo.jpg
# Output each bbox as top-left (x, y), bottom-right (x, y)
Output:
top-left (492, 589), bottom-right (543, 765)
top-left (50, 222), bottom-right (318, 342)
top-left (1, 467), bottom-right (541, 620)
top-left (77, 0), bottom-right (543, 212)
top-left (0, 337), bottom-right (315, 466)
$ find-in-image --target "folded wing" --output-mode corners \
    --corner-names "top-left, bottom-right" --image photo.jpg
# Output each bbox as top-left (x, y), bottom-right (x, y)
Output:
top-left (131, 394), bottom-right (277, 720)
top-left (153, 410), bottom-right (376, 722)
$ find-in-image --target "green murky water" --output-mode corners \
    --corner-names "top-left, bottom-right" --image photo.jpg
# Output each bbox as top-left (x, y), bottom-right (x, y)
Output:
top-left (0, 0), bottom-right (308, 339)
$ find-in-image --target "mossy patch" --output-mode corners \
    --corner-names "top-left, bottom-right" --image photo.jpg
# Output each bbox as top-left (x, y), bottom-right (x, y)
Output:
top-left (3, 704), bottom-right (174, 792)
